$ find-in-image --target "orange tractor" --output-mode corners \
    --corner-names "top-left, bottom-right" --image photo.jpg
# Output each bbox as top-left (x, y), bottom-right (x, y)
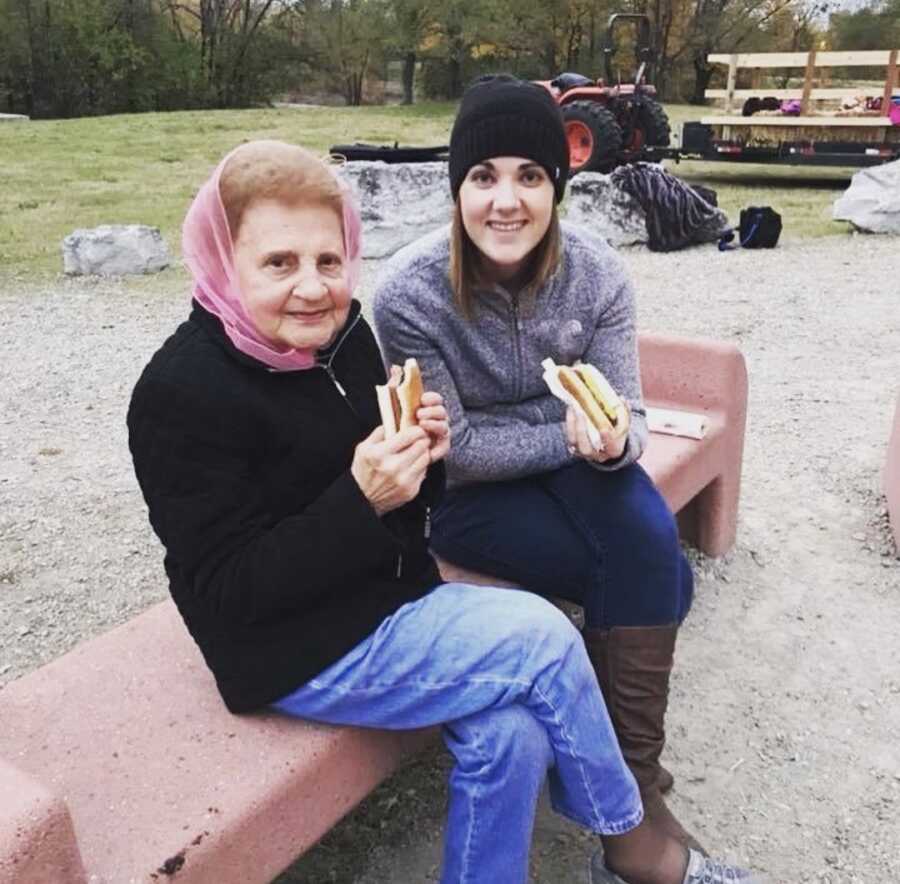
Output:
top-left (535, 13), bottom-right (671, 174)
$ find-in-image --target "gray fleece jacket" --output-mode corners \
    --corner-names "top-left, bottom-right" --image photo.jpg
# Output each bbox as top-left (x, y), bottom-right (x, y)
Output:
top-left (372, 222), bottom-right (648, 488)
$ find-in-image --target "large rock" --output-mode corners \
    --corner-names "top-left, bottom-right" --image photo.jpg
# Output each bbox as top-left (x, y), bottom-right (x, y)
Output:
top-left (336, 162), bottom-right (452, 258)
top-left (564, 173), bottom-right (648, 246)
top-left (62, 225), bottom-right (171, 276)
top-left (337, 161), bottom-right (651, 256)
top-left (833, 159), bottom-right (900, 234)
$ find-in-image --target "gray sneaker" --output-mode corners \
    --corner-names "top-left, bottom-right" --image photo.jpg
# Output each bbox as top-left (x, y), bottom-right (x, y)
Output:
top-left (679, 848), bottom-right (767, 883)
top-left (589, 847), bottom-right (767, 884)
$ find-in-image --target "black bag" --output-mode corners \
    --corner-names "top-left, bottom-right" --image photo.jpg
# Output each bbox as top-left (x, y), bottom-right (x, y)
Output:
top-left (329, 142), bottom-right (448, 163)
top-left (690, 183), bottom-right (718, 207)
top-left (739, 206), bottom-right (782, 248)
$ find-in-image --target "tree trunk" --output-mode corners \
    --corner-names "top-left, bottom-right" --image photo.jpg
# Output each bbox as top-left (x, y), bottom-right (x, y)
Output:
top-left (402, 51), bottom-right (415, 104)
top-left (566, 24), bottom-right (581, 70)
top-left (690, 55), bottom-right (714, 105)
top-left (543, 40), bottom-right (556, 77)
top-left (21, 0), bottom-right (37, 116)
top-left (347, 71), bottom-right (363, 105)
top-left (448, 53), bottom-right (462, 99)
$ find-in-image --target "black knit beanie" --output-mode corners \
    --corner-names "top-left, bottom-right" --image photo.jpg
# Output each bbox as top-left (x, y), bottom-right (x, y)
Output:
top-left (449, 74), bottom-right (570, 203)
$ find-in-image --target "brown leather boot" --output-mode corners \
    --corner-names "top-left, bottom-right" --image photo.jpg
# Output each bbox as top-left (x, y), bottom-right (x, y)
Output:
top-left (583, 624), bottom-right (707, 856)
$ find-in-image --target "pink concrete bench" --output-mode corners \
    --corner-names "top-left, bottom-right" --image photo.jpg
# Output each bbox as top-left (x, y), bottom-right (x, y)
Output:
top-left (886, 392), bottom-right (900, 550)
top-left (0, 602), bottom-right (432, 884)
top-left (638, 332), bottom-right (748, 558)
top-left (0, 333), bottom-right (747, 884)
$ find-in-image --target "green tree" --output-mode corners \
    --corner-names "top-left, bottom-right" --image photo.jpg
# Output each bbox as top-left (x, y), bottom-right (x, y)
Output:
top-left (0, 0), bottom-right (150, 117)
top-left (292, 0), bottom-right (389, 106)
top-left (0, 0), bottom-right (294, 116)
top-left (383, 0), bottom-right (430, 103)
top-left (829, 0), bottom-right (900, 50)
top-left (422, 0), bottom-right (495, 97)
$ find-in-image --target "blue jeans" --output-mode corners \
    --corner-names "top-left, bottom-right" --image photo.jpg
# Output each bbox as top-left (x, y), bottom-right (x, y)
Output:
top-left (430, 462), bottom-right (694, 628)
top-left (273, 583), bottom-right (642, 884)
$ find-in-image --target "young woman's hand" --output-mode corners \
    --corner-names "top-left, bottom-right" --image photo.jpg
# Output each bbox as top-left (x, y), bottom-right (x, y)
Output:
top-left (565, 403), bottom-right (630, 464)
top-left (351, 426), bottom-right (431, 516)
top-left (416, 391), bottom-right (451, 463)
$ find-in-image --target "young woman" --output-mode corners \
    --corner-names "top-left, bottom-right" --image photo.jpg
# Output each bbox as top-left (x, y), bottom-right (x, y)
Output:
top-left (374, 74), bottom-right (718, 860)
top-left (128, 140), bottom-right (759, 884)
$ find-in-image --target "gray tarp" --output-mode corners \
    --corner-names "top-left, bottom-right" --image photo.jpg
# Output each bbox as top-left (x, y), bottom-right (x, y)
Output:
top-left (833, 159), bottom-right (900, 234)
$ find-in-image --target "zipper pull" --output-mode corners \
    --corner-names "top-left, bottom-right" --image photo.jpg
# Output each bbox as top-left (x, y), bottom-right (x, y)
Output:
top-left (396, 553), bottom-right (403, 579)
top-left (325, 365), bottom-right (347, 397)
top-left (424, 506), bottom-right (431, 540)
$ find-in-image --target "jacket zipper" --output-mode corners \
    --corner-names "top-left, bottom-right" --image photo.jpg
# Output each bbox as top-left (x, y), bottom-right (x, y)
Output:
top-left (316, 311), bottom-right (363, 416)
top-left (511, 293), bottom-right (523, 401)
top-left (396, 506), bottom-right (430, 579)
top-left (309, 309), bottom-right (429, 582)
top-left (324, 364), bottom-right (348, 397)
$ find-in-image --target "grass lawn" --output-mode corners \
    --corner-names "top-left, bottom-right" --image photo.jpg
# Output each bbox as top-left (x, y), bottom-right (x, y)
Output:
top-left (0, 103), bottom-right (456, 278)
top-left (0, 101), bottom-right (858, 278)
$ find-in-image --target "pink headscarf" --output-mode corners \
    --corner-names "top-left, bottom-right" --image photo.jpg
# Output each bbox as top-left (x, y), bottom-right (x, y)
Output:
top-left (182, 144), bottom-right (363, 371)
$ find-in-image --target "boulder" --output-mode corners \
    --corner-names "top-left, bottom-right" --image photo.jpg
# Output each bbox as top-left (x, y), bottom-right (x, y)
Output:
top-left (832, 159), bottom-right (900, 234)
top-left (337, 161), bottom-right (653, 255)
top-left (564, 173), bottom-right (648, 246)
top-left (62, 225), bottom-right (171, 276)
top-left (336, 162), bottom-right (452, 258)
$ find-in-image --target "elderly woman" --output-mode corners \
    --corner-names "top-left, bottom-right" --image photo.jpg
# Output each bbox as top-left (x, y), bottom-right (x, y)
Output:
top-left (127, 140), bottom-right (759, 884)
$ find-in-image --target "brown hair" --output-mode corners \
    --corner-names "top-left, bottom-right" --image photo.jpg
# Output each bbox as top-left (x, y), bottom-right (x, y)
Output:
top-left (219, 140), bottom-right (343, 238)
top-left (449, 200), bottom-right (561, 320)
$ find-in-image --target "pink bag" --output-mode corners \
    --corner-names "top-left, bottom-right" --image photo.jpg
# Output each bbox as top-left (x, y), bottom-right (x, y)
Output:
top-left (890, 102), bottom-right (900, 126)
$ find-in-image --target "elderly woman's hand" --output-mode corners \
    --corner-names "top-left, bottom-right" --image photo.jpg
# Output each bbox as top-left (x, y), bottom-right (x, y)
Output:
top-left (351, 426), bottom-right (432, 516)
top-left (416, 391), bottom-right (451, 464)
top-left (565, 403), bottom-right (630, 464)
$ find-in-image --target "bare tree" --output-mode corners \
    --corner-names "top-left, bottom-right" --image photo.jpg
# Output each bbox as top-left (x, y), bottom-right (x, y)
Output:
top-left (160, 0), bottom-right (281, 103)
top-left (647, 0), bottom-right (802, 102)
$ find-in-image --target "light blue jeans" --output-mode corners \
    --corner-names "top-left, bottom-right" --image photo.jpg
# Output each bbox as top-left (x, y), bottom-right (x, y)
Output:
top-left (273, 583), bottom-right (642, 884)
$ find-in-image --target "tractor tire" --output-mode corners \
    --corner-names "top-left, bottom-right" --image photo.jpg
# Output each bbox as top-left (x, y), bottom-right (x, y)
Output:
top-left (561, 101), bottom-right (623, 174)
top-left (635, 98), bottom-right (671, 148)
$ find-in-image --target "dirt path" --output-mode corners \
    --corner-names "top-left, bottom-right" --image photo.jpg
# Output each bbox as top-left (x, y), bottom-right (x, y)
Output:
top-left (1, 234), bottom-right (898, 883)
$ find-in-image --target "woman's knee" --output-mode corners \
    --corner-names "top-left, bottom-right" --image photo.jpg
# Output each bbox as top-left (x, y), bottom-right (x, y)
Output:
top-left (442, 582), bottom-right (578, 637)
top-left (448, 704), bottom-right (553, 776)
top-left (547, 463), bottom-right (680, 560)
top-left (504, 589), bottom-right (583, 650)
top-left (617, 478), bottom-right (680, 554)
top-left (425, 584), bottom-right (587, 684)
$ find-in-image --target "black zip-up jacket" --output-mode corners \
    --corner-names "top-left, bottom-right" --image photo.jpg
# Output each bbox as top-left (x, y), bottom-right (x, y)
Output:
top-left (127, 300), bottom-right (444, 713)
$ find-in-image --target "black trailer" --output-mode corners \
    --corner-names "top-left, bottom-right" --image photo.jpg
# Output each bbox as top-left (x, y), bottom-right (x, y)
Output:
top-left (644, 121), bottom-right (900, 168)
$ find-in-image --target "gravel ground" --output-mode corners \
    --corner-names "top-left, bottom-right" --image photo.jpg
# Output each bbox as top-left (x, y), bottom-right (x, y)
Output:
top-left (1, 233), bottom-right (899, 883)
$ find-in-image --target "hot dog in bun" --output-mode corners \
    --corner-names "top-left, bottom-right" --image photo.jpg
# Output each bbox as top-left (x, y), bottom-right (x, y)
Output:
top-left (541, 358), bottom-right (625, 434)
top-left (376, 358), bottom-right (424, 437)
top-left (559, 364), bottom-right (622, 432)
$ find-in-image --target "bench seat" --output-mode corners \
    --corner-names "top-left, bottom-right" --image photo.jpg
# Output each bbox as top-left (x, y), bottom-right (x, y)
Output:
top-left (638, 333), bottom-right (747, 557)
top-left (0, 602), bottom-right (432, 884)
top-left (0, 333), bottom-right (747, 884)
